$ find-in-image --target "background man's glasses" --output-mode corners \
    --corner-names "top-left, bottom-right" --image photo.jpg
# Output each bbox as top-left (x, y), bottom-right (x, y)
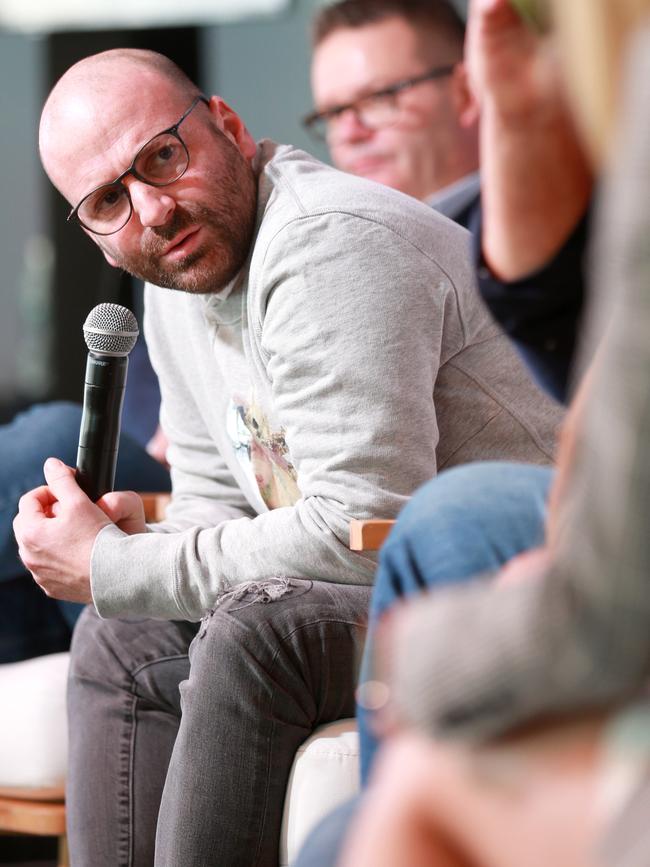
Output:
top-left (68, 95), bottom-right (209, 236)
top-left (302, 66), bottom-right (455, 142)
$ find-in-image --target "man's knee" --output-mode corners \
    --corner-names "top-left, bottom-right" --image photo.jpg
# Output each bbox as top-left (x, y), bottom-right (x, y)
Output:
top-left (191, 579), bottom-right (371, 704)
top-left (390, 462), bottom-right (550, 541)
top-left (20, 401), bottom-right (82, 451)
top-left (69, 607), bottom-right (194, 712)
top-left (374, 462), bottom-right (553, 607)
top-left (199, 579), bottom-right (370, 638)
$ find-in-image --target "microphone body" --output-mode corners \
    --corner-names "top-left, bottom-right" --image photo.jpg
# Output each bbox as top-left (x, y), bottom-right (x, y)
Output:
top-left (76, 352), bottom-right (128, 501)
top-left (75, 303), bottom-right (139, 502)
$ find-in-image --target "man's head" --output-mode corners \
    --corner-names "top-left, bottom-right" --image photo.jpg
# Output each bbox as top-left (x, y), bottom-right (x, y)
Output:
top-left (309, 0), bottom-right (479, 201)
top-left (39, 49), bottom-right (258, 294)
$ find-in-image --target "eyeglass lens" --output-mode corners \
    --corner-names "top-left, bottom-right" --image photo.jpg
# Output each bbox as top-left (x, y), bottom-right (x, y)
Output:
top-left (310, 91), bottom-right (399, 141)
top-left (334, 92), bottom-right (398, 138)
top-left (78, 132), bottom-right (189, 233)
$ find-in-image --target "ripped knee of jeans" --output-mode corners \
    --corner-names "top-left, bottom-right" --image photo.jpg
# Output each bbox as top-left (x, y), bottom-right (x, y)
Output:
top-left (198, 577), bottom-right (303, 638)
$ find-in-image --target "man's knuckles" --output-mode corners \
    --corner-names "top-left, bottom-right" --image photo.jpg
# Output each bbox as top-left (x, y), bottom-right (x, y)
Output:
top-left (13, 518), bottom-right (42, 552)
top-left (98, 490), bottom-right (144, 522)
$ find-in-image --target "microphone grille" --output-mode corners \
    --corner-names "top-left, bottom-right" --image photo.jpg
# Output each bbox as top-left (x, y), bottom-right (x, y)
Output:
top-left (83, 303), bottom-right (139, 356)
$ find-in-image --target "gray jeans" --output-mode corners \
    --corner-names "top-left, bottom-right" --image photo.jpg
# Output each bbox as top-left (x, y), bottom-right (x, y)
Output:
top-left (66, 578), bottom-right (371, 867)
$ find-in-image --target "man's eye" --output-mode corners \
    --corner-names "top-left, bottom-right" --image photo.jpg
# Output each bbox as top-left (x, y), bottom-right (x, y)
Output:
top-left (101, 189), bottom-right (121, 207)
top-left (88, 187), bottom-right (123, 217)
top-left (155, 144), bottom-right (174, 162)
top-left (140, 139), bottom-right (183, 178)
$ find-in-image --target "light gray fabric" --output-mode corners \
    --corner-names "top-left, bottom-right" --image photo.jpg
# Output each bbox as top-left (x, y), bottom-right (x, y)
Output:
top-left (387, 26), bottom-right (650, 745)
top-left (91, 141), bottom-right (562, 622)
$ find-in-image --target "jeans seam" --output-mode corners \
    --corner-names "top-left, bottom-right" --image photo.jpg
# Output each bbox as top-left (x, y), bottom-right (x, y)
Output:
top-left (131, 653), bottom-right (190, 678)
top-left (117, 654), bottom-right (189, 866)
top-left (278, 617), bottom-right (368, 644)
top-left (117, 687), bottom-right (137, 867)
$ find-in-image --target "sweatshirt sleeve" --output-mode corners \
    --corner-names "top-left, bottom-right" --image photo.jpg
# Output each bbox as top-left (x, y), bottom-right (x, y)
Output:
top-left (90, 212), bottom-right (469, 621)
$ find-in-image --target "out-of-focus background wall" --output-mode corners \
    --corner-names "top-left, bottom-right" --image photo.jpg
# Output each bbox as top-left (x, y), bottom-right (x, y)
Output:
top-left (0, 0), bottom-right (466, 420)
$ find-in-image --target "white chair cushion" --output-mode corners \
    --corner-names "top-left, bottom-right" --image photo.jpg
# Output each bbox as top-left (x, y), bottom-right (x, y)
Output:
top-left (279, 719), bottom-right (359, 866)
top-left (0, 652), bottom-right (69, 791)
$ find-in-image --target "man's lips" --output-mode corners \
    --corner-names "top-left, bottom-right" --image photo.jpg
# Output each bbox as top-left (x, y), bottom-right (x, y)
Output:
top-left (162, 226), bottom-right (201, 259)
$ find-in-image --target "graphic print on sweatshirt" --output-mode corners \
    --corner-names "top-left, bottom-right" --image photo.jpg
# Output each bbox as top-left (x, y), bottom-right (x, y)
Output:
top-left (227, 393), bottom-right (300, 510)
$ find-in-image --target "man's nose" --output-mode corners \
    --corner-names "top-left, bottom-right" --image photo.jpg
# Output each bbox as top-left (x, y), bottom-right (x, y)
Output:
top-left (126, 178), bottom-right (175, 228)
top-left (329, 108), bottom-right (374, 145)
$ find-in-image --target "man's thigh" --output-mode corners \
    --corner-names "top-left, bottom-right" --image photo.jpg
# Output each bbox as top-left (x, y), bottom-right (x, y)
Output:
top-left (155, 579), bottom-right (372, 867)
top-left (69, 604), bottom-right (198, 707)
top-left (191, 578), bottom-right (372, 687)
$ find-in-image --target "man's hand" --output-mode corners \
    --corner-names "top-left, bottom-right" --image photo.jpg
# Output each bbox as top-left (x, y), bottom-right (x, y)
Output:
top-left (13, 457), bottom-right (147, 603)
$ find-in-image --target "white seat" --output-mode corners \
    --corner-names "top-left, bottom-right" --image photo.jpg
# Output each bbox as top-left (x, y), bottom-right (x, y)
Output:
top-left (0, 652), bottom-right (360, 865)
top-left (0, 653), bottom-right (69, 794)
top-left (280, 719), bottom-right (359, 866)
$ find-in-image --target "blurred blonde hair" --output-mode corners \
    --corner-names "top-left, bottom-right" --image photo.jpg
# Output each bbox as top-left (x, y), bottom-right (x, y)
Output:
top-left (551, 0), bottom-right (650, 163)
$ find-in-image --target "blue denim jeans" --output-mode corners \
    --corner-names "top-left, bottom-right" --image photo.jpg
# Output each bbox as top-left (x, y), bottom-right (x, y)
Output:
top-left (66, 579), bottom-right (372, 866)
top-left (0, 401), bottom-right (170, 662)
top-left (294, 461), bottom-right (552, 867)
top-left (358, 461), bottom-right (553, 781)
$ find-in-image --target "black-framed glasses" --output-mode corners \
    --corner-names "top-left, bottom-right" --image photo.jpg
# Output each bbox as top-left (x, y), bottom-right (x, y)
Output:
top-left (302, 66), bottom-right (455, 142)
top-left (68, 95), bottom-right (210, 236)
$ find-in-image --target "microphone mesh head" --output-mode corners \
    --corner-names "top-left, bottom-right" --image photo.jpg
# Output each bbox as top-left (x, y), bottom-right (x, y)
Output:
top-left (82, 303), bottom-right (139, 356)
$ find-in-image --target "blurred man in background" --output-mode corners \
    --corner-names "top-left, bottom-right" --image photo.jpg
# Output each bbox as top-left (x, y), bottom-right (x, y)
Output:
top-left (306, 0), bottom-right (480, 221)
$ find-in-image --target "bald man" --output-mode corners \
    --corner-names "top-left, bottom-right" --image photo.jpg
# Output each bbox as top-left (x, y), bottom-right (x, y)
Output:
top-left (15, 49), bottom-right (561, 865)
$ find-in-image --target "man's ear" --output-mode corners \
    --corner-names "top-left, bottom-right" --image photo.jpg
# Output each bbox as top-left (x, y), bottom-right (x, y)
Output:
top-left (207, 96), bottom-right (257, 160)
top-left (451, 63), bottom-right (480, 128)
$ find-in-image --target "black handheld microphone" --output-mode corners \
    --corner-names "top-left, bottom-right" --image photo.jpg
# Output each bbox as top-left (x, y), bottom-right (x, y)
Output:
top-left (75, 303), bottom-right (139, 502)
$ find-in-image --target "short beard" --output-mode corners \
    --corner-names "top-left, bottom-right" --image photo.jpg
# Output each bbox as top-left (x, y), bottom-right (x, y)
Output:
top-left (108, 140), bottom-right (258, 295)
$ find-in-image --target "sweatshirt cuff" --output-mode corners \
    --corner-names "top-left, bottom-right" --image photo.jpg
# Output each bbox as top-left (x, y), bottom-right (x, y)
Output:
top-left (90, 523), bottom-right (193, 621)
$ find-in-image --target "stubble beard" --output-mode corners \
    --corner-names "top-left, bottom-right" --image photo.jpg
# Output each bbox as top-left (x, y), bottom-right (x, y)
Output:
top-left (108, 145), bottom-right (258, 295)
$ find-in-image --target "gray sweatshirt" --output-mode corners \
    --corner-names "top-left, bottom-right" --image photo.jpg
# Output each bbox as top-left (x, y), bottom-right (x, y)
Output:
top-left (91, 141), bottom-right (562, 621)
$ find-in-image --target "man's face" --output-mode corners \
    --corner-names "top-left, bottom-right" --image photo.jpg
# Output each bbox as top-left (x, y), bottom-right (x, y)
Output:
top-left (311, 16), bottom-right (474, 201)
top-left (45, 80), bottom-right (257, 294)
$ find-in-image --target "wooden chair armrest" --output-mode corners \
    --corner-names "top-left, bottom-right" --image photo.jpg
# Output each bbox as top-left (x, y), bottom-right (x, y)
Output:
top-left (349, 519), bottom-right (395, 552)
top-left (139, 492), bottom-right (171, 523)
top-left (138, 497), bottom-right (395, 548)
top-left (0, 794), bottom-right (66, 836)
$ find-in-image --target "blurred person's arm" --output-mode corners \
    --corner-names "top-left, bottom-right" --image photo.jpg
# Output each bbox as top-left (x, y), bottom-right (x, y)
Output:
top-left (339, 721), bottom-right (605, 867)
top-left (466, 0), bottom-right (592, 280)
top-left (465, 0), bottom-right (594, 401)
top-left (362, 21), bottom-right (650, 743)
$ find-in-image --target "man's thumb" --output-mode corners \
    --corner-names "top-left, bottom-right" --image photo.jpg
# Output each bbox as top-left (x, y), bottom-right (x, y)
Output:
top-left (43, 457), bottom-right (85, 502)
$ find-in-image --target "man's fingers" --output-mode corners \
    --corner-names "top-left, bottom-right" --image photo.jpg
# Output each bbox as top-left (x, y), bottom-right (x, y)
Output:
top-left (17, 485), bottom-right (56, 518)
top-left (42, 457), bottom-right (86, 504)
top-left (96, 491), bottom-right (146, 535)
